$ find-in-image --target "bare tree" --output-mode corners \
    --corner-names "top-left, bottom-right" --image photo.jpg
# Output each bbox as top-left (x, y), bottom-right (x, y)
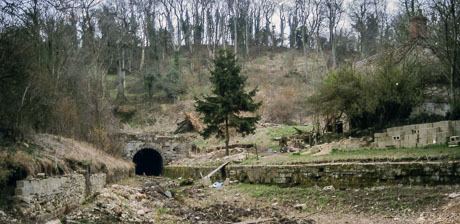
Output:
top-left (431, 0), bottom-right (460, 110)
top-left (261, 0), bottom-right (275, 46)
top-left (325, 0), bottom-right (344, 69)
top-left (279, 3), bottom-right (286, 47)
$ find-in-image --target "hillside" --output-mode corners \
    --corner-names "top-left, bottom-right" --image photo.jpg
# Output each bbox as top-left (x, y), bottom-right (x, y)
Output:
top-left (110, 49), bottom-right (327, 134)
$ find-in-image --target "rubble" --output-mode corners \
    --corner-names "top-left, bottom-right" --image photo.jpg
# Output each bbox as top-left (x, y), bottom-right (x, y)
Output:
top-left (62, 176), bottom-right (318, 224)
top-left (65, 177), bottom-right (179, 223)
top-left (294, 204), bottom-right (307, 210)
top-left (322, 185), bottom-right (335, 191)
top-left (0, 210), bottom-right (20, 224)
top-left (448, 193), bottom-right (460, 199)
top-left (174, 112), bottom-right (204, 134)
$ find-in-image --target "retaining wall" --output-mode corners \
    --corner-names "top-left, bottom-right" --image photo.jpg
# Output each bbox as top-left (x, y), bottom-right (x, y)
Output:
top-left (15, 173), bottom-right (106, 221)
top-left (164, 161), bottom-right (460, 188)
top-left (374, 120), bottom-right (460, 148)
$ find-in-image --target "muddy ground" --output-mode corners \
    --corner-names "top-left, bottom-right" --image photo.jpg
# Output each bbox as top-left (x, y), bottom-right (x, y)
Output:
top-left (60, 176), bottom-right (460, 224)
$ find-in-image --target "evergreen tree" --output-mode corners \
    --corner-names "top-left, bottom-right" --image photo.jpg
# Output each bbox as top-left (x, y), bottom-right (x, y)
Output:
top-left (195, 49), bottom-right (261, 156)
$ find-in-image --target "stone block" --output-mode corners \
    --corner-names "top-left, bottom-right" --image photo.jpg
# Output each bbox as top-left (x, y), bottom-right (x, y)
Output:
top-left (90, 173), bottom-right (107, 194)
top-left (403, 134), bottom-right (417, 148)
top-left (436, 131), bottom-right (449, 144)
top-left (418, 123), bottom-right (434, 129)
top-left (433, 120), bottom-right (450, 132)
top-left (454, 126), bottom-right (460, 136)
top-left (403, 125), bottom-right (417, 133)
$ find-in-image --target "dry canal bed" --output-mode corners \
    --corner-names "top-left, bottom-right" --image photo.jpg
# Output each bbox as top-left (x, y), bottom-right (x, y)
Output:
top-left (57, 176), bottom-right (460, 224)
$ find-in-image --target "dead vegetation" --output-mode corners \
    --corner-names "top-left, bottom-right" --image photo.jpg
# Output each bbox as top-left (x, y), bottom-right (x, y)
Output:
top-left (0, 134), bottom-right (133, 186)
top-left (63, 176), bottom-right (460, 224)
top-left (31, 134), bottom-right (133, 175)
top-left (175, 112), bottom-right (204, 134)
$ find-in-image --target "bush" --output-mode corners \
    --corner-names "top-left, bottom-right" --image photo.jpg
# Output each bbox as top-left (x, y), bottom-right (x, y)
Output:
top-left (309, 56), bottom-right (429, 131)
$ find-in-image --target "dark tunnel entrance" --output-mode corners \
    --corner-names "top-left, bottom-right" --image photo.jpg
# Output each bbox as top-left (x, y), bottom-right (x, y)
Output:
top-left (133, 148), bottom-right (163, 176)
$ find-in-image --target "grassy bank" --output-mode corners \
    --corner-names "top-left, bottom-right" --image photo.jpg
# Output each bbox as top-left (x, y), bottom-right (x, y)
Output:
top-left (192, 124), bottom-right (312, 150)
top-left (242, 145), bottom-right (460, 165)
top-left (234, 183), bottom-right (455, 216)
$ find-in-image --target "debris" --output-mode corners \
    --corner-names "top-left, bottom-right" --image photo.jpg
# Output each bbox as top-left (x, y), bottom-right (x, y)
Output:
top-left (206, 144), bottom-right (255, 152)
top-left (65, 177), bottom-right (180, 223)
top-left (136, 209), bottom-right (145, 216)
top-left (164, 190), bottom-right (173, 198)
top-left (174, 112), bottom-right (204, 134)
top-left (448, 136), bottom-right (460, 147)
top-left (322, 185), bottom-right (335, 191)
top-left (179, 178), bottom-right (194, 186)
top-left (45, 219), bottom-right (61, 224)
top-left (37, 173), bottom-right (46, 178)
top-left (294, 203), bottom-right (307, 210)
top-left (448, 192), bottom-right (460, 199)
top-left (211, 182), bottom-right (223, 189)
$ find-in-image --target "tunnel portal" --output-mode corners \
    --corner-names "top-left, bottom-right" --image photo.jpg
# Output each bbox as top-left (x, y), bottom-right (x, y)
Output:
top-left (132, 148), bottom-right (163, 176)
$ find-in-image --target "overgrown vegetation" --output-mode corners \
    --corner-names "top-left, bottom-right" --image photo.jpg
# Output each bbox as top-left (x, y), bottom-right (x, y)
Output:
top-left (235, 183), bottom-right (454, 215)
top-left (309, 52), bottom-right (442, 132)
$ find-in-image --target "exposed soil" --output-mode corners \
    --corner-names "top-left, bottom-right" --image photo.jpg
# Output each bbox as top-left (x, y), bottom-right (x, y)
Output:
top-left (60, 176), bottom-right (460, 224)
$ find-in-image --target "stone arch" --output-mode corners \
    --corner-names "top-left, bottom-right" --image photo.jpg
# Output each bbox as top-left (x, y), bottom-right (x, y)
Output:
top-left (132, 148), bottom-right (163, 176)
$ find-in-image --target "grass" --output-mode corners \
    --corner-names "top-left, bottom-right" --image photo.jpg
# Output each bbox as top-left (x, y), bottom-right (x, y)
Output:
top-left (191, 124), bottom-right (311, 151)
top-left (234, 183), bottom-right (455, 215)
top-left (238, 125), bottom-right (311, 150)
top-left (265, 125), bottom-right (311, 139)
top-left (242, 145), bottom-right (460, 165)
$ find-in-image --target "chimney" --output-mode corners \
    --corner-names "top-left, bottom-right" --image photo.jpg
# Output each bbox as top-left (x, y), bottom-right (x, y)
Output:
top-left (409, 16), bottom-right (427, 40)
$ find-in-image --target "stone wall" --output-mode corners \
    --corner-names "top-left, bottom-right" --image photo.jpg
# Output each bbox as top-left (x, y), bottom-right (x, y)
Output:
top-left (15, 173), bottom-right (106, 222)
top-left (165, 161), bottom-right (460, 188)
top-left (119, 133), bottom-right (191, 164)
top-left (374, 120), bottom-right (460, 148)
top-left (89, 173), bottom-right (107, 195)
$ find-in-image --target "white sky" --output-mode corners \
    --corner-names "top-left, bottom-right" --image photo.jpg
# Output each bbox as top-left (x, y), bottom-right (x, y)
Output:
top-left (272, 0), bottom-right (400, 40)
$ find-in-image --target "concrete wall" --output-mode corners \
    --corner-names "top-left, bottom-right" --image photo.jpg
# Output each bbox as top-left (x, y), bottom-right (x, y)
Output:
top-left (374, 120), bottom-right (460, 148)
top-left (15, 173), bottom-right (106, 222)
top-left (165, 161), bottom-right (460, 188)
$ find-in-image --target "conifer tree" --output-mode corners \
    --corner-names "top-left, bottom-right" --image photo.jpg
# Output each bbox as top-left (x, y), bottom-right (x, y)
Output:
top-left (195, 49), bottom-right (261, 156)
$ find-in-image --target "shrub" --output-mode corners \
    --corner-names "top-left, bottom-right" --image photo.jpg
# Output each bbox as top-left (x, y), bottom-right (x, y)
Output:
top-left (309, 56), bottom-right (428, 131)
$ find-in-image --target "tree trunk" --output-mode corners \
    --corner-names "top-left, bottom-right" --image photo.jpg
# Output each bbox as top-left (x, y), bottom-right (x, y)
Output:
top-left (302, 27), bottom-right (309, 82)
top-left (225, 116), bottom-right (230, 156)
top-left (140, 45), bottom-right (145, 71)
top-left (245, 17), bottom-right (249, 57)
top-left (331, 30), bottom-right (337, 69)
top-left (234, 0), bottom-right (238, 56)
top-left (117, 48), bottom-right (126, 102)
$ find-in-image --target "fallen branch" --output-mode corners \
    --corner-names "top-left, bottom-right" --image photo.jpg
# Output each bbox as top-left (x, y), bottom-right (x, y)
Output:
top-left (206, 144), bottom-right (254, 152)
